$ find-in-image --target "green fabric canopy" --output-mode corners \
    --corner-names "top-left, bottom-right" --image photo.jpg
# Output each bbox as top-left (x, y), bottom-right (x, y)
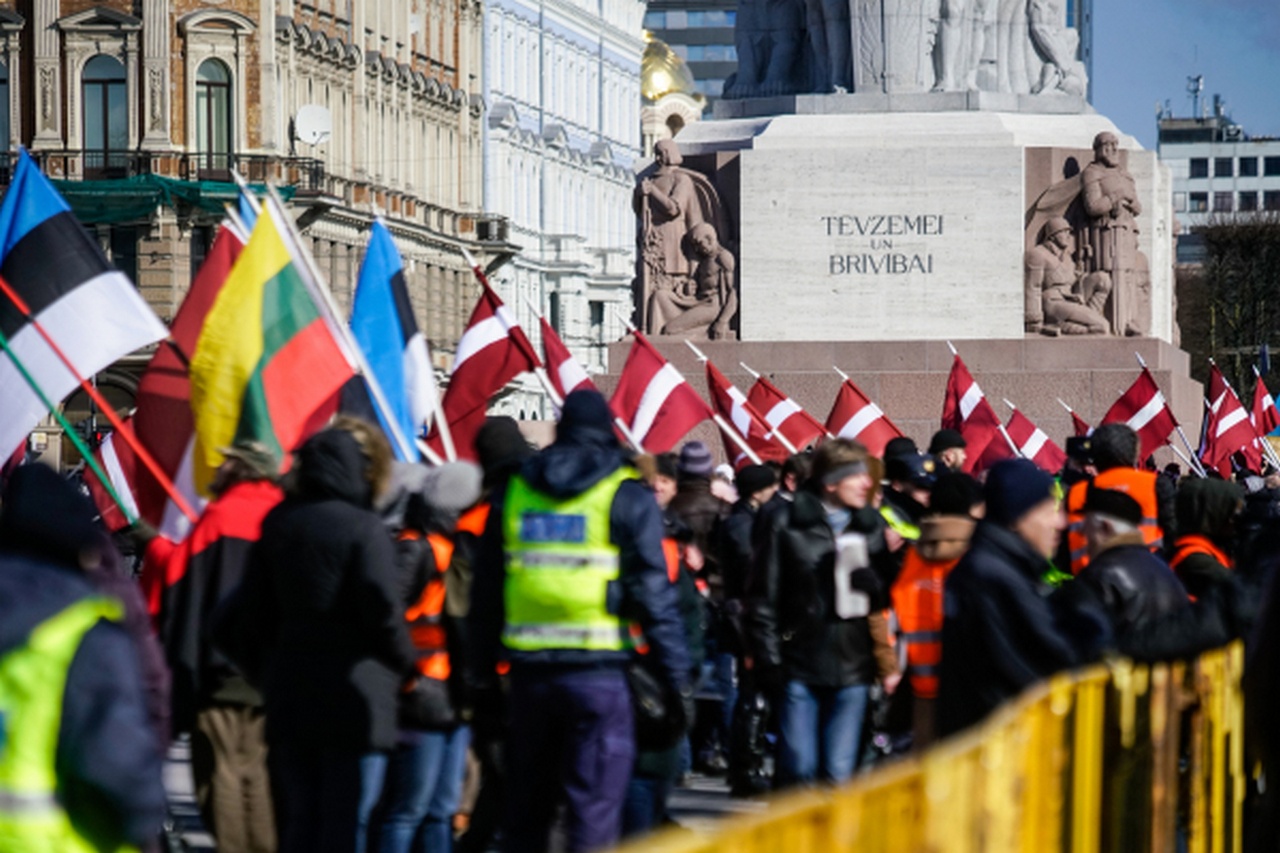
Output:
top-left (49, 174), bottom-right (296, 224)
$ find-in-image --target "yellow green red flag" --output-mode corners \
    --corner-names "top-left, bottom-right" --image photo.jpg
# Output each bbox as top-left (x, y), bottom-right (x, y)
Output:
top-left (189, 203), bottom-right (353, 494)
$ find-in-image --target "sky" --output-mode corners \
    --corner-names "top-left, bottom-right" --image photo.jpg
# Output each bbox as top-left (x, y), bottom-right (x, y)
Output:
top-left (1092, 0), bottom-right (1280, 149)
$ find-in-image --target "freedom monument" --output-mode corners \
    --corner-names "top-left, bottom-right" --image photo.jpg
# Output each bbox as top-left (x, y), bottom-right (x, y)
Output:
top-left (617, 1), bottom-right (1201, 445)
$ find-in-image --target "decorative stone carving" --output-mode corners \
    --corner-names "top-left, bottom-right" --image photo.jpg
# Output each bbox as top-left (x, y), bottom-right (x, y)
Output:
top-left (38, 66), bottom-right (53, 130)
top-left (633, 139), bottom-right (739, 339)
top-left (148, 67), bottom-right (163, 130)
top-left (1024, 216), bottom-right (1110, 335)
top-left (725, 0), bottom-right (1088, 98)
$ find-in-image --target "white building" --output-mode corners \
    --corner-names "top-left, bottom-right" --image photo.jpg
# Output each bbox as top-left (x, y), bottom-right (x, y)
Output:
top-left (1157, 101), bottom-right (1280, 262)
top-left (482, 0), bottom-right (644, 418)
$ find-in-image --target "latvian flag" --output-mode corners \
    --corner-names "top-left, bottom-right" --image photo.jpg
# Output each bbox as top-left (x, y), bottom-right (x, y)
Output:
top-left (825, 376), bottom-right (903, 458)
top-left (609, 332), bottom-right (711, 453)
top-left (1005, 407), bottom-right (1067, 472)
top-left (0, 150), bottom-right (169, 461)
top-left (746, 374), bottom-right (827, 450)
top-left (705, 360), bottom-right (788, 465)
top-left (428, 281), bottom-right (541, 461)
top-left (344, 220), bottom-right (440, 460)
top-left (86, 221), bottom-right (246, 536)
top-left (1101, 368), bottom-right (1178, 461)
top-left (1201, 364), bottom-right (1259, 475)
top-left (940, 354), bottom-right (1002, 472)
top-left (189, 199), bottom-right (355, 494)
top-left (539, 315), bottom-right (597, 399)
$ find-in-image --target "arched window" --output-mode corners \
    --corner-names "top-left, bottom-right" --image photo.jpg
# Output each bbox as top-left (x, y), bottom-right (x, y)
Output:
top-left (195, 59), bottom-right (232, 175)
top-left (83, 55), bottom-right (127, 177)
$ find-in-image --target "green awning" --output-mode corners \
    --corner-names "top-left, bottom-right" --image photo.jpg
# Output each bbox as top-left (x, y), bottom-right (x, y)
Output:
top-left (50, 174), bottom-right (297, 224)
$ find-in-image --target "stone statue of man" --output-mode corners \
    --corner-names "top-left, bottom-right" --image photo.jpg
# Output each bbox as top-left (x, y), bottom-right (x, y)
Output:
top-left (1025, 216), bottom-right (1110, 335)
top-left (1080, 131), bottom-right (1147, 335)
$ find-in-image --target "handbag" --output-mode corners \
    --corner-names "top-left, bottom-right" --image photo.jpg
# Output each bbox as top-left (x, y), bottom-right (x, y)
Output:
top-left (626, 661), bottom-right (685, 751)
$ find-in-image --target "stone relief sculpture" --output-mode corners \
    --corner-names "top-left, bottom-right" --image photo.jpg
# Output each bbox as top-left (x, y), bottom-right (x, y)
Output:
top-left (724, 0), bottom-right (1088, 98)
top-left (1025, 132), bottom-right (1151, 337)
top-left (1024, 216), bottom-right (1110, 335)
top-left (633, 139), bottom-right (739, 339)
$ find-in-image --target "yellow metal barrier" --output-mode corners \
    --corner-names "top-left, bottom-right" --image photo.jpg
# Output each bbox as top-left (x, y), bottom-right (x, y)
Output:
top-left (614, 642), bottom-right (1245, 853)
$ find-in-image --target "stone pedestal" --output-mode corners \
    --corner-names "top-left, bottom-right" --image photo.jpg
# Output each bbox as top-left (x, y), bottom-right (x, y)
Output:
top-left (670, 107), bottom-right (1174, 344)
top-left (600, 336), bottom-right (1202, 462)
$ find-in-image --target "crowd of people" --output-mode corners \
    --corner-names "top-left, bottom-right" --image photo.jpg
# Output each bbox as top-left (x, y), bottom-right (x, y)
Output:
top-left (3, 390), bottom-right (1280, 852)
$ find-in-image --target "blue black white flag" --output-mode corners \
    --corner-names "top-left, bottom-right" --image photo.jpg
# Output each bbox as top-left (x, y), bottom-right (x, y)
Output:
top-left (342, 219), bottom-right (438, 460)
top-left (0, 150), bottom-right (167, 458)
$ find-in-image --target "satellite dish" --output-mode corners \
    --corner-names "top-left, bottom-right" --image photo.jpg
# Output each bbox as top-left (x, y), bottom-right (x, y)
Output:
top-left (294, 105), bottom-right (332, 146)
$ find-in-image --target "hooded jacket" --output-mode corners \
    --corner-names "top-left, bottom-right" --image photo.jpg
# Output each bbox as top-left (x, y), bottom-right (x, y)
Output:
top-left (1172, 479), bottom-right (1242, 600)
top-left (470, 391), bottom-right (691, 694)
top-left (938, 522), bottom-right (1112, 737)
top-left (215, 429), bottom-right (416, 752)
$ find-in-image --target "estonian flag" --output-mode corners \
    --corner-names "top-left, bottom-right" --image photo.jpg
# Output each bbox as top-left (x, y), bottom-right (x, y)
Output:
top-left (343, 219), bottom-right (438, 460)
top-left (0, 150), bottom-right (168, 458)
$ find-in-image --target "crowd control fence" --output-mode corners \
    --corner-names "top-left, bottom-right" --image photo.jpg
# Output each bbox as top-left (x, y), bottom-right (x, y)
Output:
top-left (615, 642), bottom-right (1245, 853)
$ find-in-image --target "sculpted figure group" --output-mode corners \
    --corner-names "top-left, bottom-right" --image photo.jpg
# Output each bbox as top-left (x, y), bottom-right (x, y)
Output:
top-left (634, 140), bottom-right (738, 339)
top-left (726, 0), bottom-right (1087, 98)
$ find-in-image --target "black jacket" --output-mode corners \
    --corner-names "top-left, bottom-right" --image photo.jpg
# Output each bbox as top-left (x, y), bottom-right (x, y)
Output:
top-left (216, 430), bottom-right (417, 752)
top-left (470, 409), bottom-right (691, 694)
top-left (1075, 532), bottom-right (1190, 637)
top-left (938, 522), bottom-right (1112, 737)
top-left (669, 476), bottom-right (731, 599)
top-left (0, 551), bottom-right (166, 850)
top-left (747, 489), bottom-right (894, 688)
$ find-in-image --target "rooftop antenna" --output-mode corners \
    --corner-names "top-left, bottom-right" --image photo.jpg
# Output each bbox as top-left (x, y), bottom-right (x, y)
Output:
top-left (1187, 73), bottom-right (1203, 119)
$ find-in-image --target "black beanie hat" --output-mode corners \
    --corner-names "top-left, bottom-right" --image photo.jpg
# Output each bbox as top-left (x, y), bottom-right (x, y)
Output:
top-left (983, 459), bottom-right (1056, 527)
top-left (0, 464), bottom-right (99, 566)
top-left (474, 416), bottom-right (533, 488)
top-left (735, 463), bottom-right (778, 497)
top-left (930, 472), bottom-right (983, 517)
top-left (928, 429), bottom-right (967, 455)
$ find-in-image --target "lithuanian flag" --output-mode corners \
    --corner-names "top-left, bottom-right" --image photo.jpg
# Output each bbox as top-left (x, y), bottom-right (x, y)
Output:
top-left (189, 202), bottom-right (353, 494)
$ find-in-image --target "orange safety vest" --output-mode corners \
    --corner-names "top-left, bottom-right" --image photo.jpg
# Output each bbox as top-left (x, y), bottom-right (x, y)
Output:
top-left (1170, 535), bottom-right (1233, 576)
top-left (890, 546), bottom-right (959, 700)
top-left (661, 538), bottom-right (681, 584)
top-left (401, 530), bottom-right (454, 682)
top-left (457, 503), bottom-right (490, 538)
top-left (1066, 469), bottom-right (1163, 574)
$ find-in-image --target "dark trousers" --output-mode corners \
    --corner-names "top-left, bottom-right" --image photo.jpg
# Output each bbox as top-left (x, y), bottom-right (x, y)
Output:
top-left (503, 668), bottom-right (635, 853)
top-left (269, 743), bottom-right (387, 853)
top-left (191, 703), bottom-right (276, 852)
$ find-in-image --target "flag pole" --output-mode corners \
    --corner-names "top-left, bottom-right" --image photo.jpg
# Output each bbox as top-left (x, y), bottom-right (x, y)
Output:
top-left (735, 361), bottom-right (800, 453)
top-left (1056, 398), bottom-right (1075, 416)
top-left (833, 366), bottom-right (851, 382)
top-left (1135, 351), bottom-right (1206, 476)
top-left (1251, 365), bottom-right (1280, 470)
top-left (683, 341), bottom-right (764, 465)
top-left (263, 186), bottom-right (429, 464)
top-left (0, 274), bottom-right (199, 523)
top-left (0, 325), bottom-right (137, 525)
top-left (998, 398), bottom-right (1028, 455)
top-left (1168, 442), bottom-right (1199, 476)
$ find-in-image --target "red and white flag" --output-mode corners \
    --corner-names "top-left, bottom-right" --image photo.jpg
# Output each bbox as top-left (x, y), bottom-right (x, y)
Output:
top-left (1101, 368), bottom-right (1178, 461)
top-left (538, 316), bottom-right (597, 400)
top-left (1252, 373), bottom-right (1280, 470)
top-left (85, 221), bottom-right (245, 537)
top-left (1059, 399), bottom-right (1092, 437)
top-left (746, 374), bottom-right (827, 450)
top-left (705, 361), bottom-right (788, 465)
top-left (1004, 407), bottom-right (1067, 472)
top-left (609, 332), bottom-right (711, 453)
top-left (430, 283), bottom-right (541, 461)
top-left (1201, 364), bottom-right (1260, 475)
top-left (940, 355), bottom-right (1002, 472)
top-left (825, 378), bottom-right (903, 458)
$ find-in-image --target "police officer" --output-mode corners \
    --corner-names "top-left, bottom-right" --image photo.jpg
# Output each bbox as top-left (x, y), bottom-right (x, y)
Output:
top-left (470, 390), bottom-right (690, 853)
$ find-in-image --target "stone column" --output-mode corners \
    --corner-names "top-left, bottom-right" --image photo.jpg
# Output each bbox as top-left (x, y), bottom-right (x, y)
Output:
top-left (31, 0), bottom-right (61, 149)
top-left (259, 0), bottom-right (279, 152)
top-left (4, 27), bottom-right (22, 150)
top-left (141, 0), bottom-right (171, 149)
top-left (124, 34), bottom-right (140, 149)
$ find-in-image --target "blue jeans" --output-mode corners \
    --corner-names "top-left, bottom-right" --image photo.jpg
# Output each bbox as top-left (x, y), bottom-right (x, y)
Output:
top-left (620, 775), bottom-right (674, 837)
top-left (269, 745), bottom-right (387, 853)
top-left (375, 726), bottom-right (472, 853)
top-left (776, 681), bottom-right (869, 786)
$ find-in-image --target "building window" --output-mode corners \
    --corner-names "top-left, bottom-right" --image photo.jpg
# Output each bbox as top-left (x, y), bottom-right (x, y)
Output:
top-left (1214, 157), bottom-right (1233, 178)
top-left (642, 11), bottom-right (664, 28)
top-left (1213, 192), bottom-right (1233, 212)
top-left (589, 300), bottom-right (605, 344)
top-left (1189, 158), bottom-right (1208, 178)
top-left (1240, 191), bottom-right (1258, 212)
top-left (1173, 192), bottom-right (1187, 212)
top-left (1239, 157), bottom-right (1258, 177)
top-left (82, 55), bottom-right (128, 177)
top-left (1265, 157), bottom-right (1280, 177)
top-left (195, 59), bottom-right (232, 176)
top-left (1265, 191), bottom-right (1280, 211)
top-left (1189, 192), bottom-right (1208, 212)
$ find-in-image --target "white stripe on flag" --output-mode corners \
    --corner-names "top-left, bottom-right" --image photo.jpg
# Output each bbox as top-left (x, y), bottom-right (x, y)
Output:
top-left (1020, 429), bottom-right (1049, 460)
top-left (959, 383), bottom-right (983, 420)
top-left (403, 332), bottom-right (438, 430)
top-left (1216, 406), bottom-right (1248, 438)
top-left (728, 387), bottom-right (752, 436)
top-left (764, 399), bottom-right (802, 429)
top-left (1126, 392), bottom-right (1168, 432)
top-left (0, 271), bottom-right (167, 459)
top-left (98, 435), bottom-right (139, 519)
top-left (836, 403), bottom-right (883, 440)
top-left (630, 364), bottom-right (684, 443)
top-left (556, 356), bottom-right (591, 396)
top-left (158, 437), bottom-right (205, 541)
top-left (451, 314), bottom-right (508, 372)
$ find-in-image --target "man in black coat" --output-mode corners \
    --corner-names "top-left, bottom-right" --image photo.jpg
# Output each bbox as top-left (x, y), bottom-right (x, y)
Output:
top-left (216, 421), bottom-right (416, 853)
top-left (938, 459), bottom-right (1112, 737)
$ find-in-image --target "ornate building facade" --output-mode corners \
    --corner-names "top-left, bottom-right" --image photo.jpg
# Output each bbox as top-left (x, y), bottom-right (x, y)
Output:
top-left (482, 0), bottom-right (642, 418)
top-left (4, 0), bottom-right (506, 395)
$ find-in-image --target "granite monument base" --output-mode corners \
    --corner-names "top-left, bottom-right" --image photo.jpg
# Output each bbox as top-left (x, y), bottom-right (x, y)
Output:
top-left (601, 336), bottom-right (1202, 465)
